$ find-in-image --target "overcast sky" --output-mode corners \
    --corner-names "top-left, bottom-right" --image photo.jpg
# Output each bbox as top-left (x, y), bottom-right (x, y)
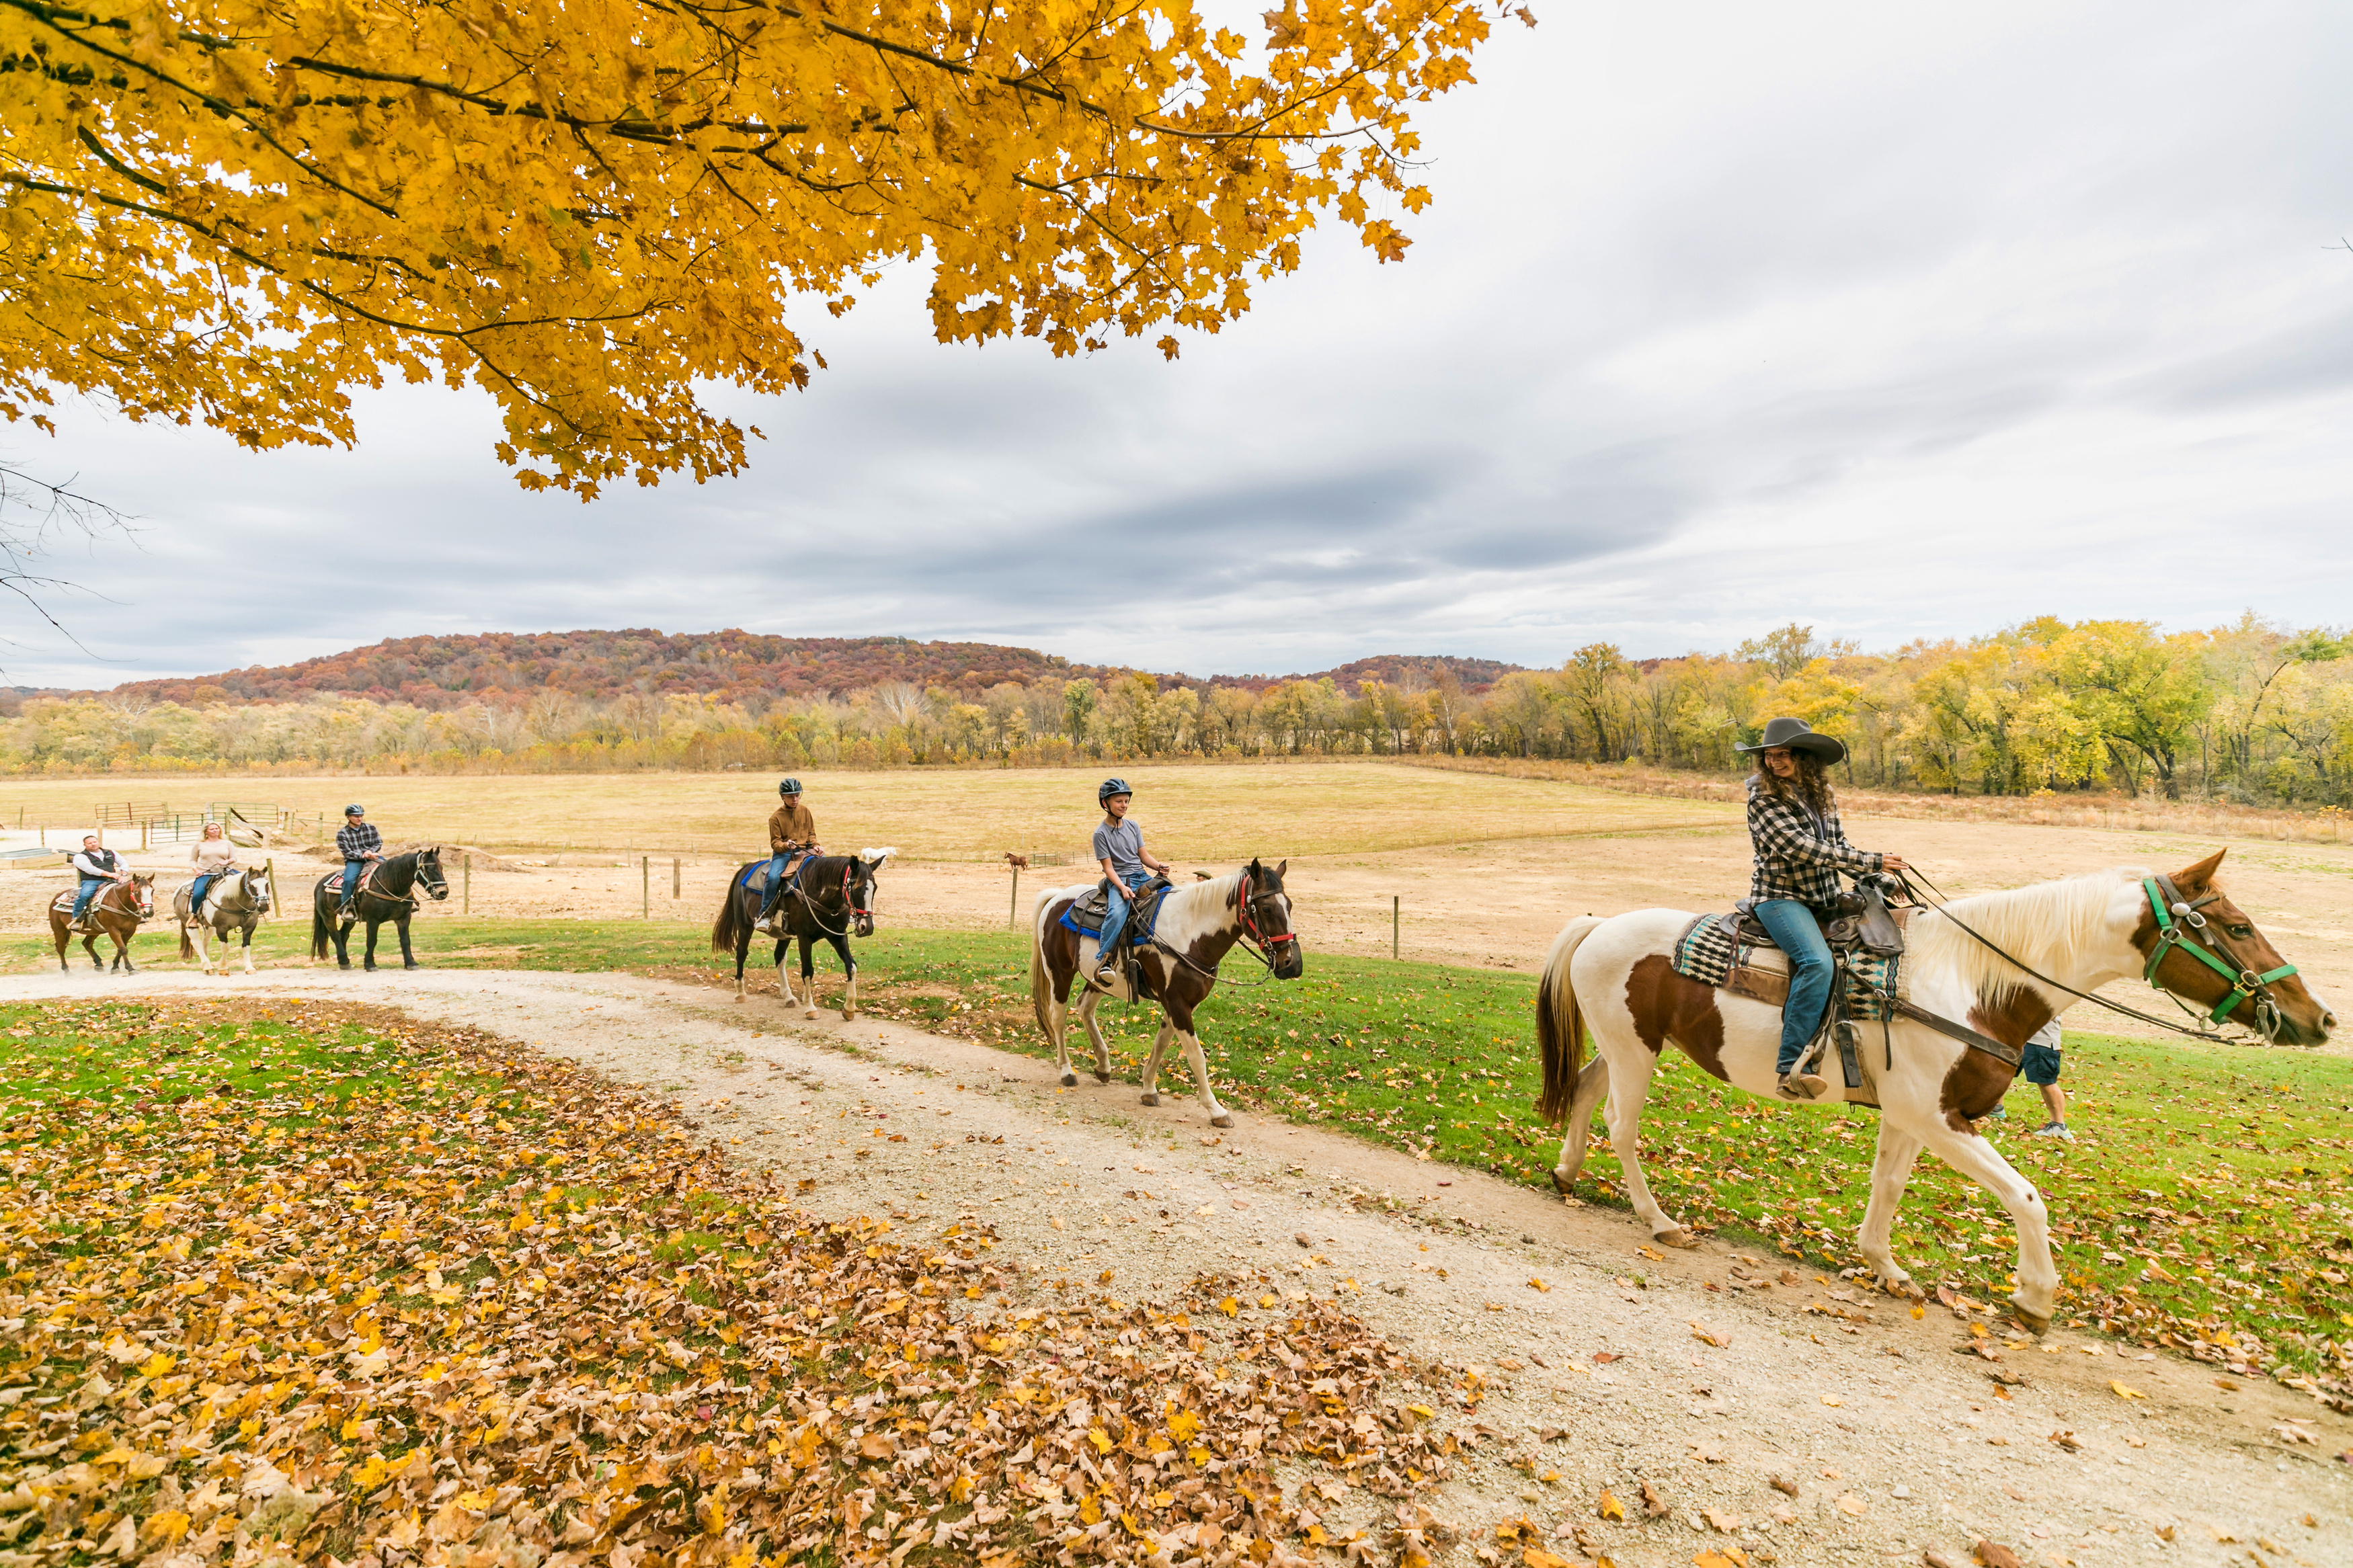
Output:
top-left (11, 0), bottom-right (2352, 690)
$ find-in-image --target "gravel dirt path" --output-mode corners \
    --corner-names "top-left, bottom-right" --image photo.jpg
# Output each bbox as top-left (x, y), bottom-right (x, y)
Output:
top-left (6, 964), bottom-right (2343, 1566)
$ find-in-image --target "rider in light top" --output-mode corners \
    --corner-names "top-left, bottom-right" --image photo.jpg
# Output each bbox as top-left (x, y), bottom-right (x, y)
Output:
top-left (69, 833), bottom-right (130, 930)
top-left (1092, 778), bottom-right (1172, 987)
top-left (336, 804), bottom-right (382, 922)
top-left (1739, 716), bottom-right (1908, 1102)
top-left (760, 778), bottom-right (822, 925)
top-left (189, 821), bottom-right (238, 913)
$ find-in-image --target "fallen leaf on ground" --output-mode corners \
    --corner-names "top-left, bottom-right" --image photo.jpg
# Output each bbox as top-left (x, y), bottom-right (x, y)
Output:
top-left (2108, 1380), bottom-right (2144, 1400)
top-left (1597, 1488), bottom-right (1626, 1521)
top-left (1641, 1479), bottom-right (1670, 1518)
top-left (1835, 1493), bottom-right (1867, 1517)
top-left (1972, 1541), bottom-right (2024, 1568)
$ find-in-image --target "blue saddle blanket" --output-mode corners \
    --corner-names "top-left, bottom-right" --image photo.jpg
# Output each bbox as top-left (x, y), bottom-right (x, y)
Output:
top-left (1060, 882), bottom-right (1168, 940)
top-left (740, 860), bottom-right (808, 895)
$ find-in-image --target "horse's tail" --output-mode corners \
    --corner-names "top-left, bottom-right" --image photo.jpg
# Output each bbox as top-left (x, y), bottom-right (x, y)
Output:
top-left (712, 866), bottom-right (750, 954)
top-left (178, 917), bottom-right (194, 960)
top-left (311, 894), bottom-right (331, 960)
top-left (1536, 915), bottom-right (1607, 1125)
top-left (1029, 889), bottom-right (1062, 1034)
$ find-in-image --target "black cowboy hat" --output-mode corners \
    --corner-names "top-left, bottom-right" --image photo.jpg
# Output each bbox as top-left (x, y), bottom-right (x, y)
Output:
top-left (1736, 716), bottom-right (1847, 765)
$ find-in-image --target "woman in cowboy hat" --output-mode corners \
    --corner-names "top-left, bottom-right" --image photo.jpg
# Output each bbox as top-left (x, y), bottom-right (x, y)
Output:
top-left (1739, 717), bottom-right (1908, 1100)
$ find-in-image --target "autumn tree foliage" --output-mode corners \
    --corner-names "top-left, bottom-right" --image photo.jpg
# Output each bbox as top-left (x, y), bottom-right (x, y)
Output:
top-left (2, 0), bottom-right (1523, 495)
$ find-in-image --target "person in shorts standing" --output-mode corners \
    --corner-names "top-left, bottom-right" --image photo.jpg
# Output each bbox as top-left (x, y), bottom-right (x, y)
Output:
top-left (2020, 1020), bottom-right (2072, 1140)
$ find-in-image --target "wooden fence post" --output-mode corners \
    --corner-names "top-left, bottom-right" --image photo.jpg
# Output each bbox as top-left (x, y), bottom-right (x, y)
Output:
top-left (1009, 866), bottom-right (1020, 929)
top-left (642, 857), bottom-right (650, 919)
top-left (463, 859), bottom-right (472, 917)
top-left (672, 857), bottom-right (681, 899)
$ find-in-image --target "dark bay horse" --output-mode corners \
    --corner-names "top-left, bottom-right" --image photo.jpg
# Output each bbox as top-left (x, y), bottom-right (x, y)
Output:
top-left (710, 852), bottom-right (888, 1017)
top-left (310, 848), bottom-right (448, 971)
top-left (177, 862), bottom-right (275, 976)
top-left (50, 874), bottom-right (157, 973)
top-left (1029, 859), bottom-right (1304, 1128)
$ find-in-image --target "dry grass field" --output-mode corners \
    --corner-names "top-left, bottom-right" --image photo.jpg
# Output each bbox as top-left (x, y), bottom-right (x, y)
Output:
top-left (7, 761), bottom-right (2352, 1037)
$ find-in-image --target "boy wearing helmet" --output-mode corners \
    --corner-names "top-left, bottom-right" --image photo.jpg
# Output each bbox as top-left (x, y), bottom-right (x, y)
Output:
top-left (335, 804), bottom-right (382, 922)
top-left (1091, 779), bottom-right (1172, 987)
top-left (760, 779), bottom-right (823, 925)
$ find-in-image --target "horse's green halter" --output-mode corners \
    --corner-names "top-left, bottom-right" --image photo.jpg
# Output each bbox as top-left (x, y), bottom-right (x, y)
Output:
top-left (2141, 875), bottom-right (2298, 1035)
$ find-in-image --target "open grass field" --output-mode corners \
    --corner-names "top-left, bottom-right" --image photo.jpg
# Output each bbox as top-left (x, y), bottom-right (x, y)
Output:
top-left (22, 915), bottom-right (2346, 1394)
top-left (0, 761), bottom-right (1722, 860)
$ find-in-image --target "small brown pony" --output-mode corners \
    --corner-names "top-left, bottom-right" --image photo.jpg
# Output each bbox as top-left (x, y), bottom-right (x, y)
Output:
top-left (50, 874), bottom-right (157, 973)
top-left (1030, 860), bottom-right (1304, 1127)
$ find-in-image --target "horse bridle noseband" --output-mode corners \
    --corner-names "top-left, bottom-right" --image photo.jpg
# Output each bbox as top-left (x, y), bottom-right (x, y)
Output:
top-left (2141, 874), bottom-right (2298, 1040)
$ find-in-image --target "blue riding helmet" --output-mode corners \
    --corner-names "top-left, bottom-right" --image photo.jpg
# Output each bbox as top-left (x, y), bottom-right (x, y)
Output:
top-left (344, 804), bottom-right (366, 817)
top-left (779, 778), bottom-right (803, 796)
top-left (1099, 777), bottom-right (1132, 804)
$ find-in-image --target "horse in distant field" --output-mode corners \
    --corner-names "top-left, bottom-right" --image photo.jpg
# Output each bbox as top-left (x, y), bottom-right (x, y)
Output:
top-left (310, 848), bottom-right (449, 971)
top-left (710, 852), bottom-right (891, 1017)
top-left (1532, 850), bottom-right (2331, 1332)
top-left (49, 874), bottom-right (157, 973)
top-left (1030, 860), bottom-right (1304, 1128)
top-left (177, 862), bottom-right (275, 976)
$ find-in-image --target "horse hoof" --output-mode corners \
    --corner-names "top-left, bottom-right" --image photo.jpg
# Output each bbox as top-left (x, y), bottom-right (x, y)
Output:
top-left (1140, 1093), bottom-right (1159, 1107)
top-left (404, 962), bottom-right (420, 971)
top-left (733, 995), bottom-right (745, 1004)
top-left (338, 962), bottom-right (352, 971)
top-left (1060, 1073), bottom-right (1078, 1088)
top-left (840, 1010), bottom-right (856, 1022)
top-left (1550, 1169), bottom-right (1574, 1196)
top-left (1094, 1071), bottom-right (1111, 1085)
top-left (1654, 1227), bottom-right (1701, 1249)
top-left (1211, 1113), bottom-right (1235, 1128)
top-left (805, 1009), bottom-right (821, 1020)
top-left (2008, 1296), bottom-right (2052, 1335)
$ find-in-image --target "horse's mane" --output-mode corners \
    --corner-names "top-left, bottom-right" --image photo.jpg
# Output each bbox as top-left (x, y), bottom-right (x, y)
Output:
top-left (1905, 866), bottom-right (2146, 997)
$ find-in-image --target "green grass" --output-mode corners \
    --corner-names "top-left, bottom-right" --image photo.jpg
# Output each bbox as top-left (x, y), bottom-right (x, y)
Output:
top-left (14, 915), bottom-right (2351, 1392)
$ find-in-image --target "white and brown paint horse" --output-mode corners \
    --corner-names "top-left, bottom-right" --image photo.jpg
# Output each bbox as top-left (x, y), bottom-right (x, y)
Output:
top-left (1534, 851), bottom-right (2331, 1331)
top-left (1031, 860), bottom-right (1304, 1128)
top-left (50, 874), bottom-right (157, 973)
top-left (176, 863), bottom-right (274, 976)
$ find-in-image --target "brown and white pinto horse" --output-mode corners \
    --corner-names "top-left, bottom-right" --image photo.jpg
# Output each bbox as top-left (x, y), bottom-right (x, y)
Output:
top-left (1031, 860), bottom-right (1304, 1128)
top-left (1534, 852), bottom-right (2331, 1331)
top-left (50, 874), bottom-right (157, 973)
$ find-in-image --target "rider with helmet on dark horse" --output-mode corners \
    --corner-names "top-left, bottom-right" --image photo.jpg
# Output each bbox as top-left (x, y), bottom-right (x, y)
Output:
top-left (758, 778), bottom-right (824, 927)
top-left (1091, 778), bottom-right (1174, 988)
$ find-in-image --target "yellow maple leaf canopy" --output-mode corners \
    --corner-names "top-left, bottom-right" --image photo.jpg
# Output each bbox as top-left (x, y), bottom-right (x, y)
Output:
top-left (3, 0), bottom-right (1519, 495)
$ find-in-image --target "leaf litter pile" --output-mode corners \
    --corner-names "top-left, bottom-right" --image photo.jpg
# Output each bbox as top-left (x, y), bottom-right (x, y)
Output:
top-left (0, 1001), bottom-right (1484, 1568)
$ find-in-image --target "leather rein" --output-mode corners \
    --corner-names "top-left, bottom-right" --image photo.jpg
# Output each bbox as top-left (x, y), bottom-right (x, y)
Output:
top-left (778, 858), bottom-right (872, 939)
top-left (1897, 867), bottom-right (2298, 1048)
top-left (1143, 870), bottom-right (1295, 985)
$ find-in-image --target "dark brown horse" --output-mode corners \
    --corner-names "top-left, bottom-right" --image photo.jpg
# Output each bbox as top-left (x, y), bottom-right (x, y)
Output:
top-left (1029, 860), bottom-right (1304, 1128)
top-left (50, 874), bottom-right (157, 973)
top-left (310, 848), bottom-right (449, 971)
top-left (709, 852), bottom-right (887, 1016)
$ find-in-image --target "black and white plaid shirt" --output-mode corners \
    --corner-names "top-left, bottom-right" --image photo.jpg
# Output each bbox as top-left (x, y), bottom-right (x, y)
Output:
top-left (336, 821), bottom-right (382, 860)
top-left (1747, 776), bottom-right (1879, 908)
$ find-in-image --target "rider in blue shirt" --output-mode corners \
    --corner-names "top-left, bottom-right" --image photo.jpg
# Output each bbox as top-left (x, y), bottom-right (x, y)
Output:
top-left (1091, 778), bottom-right (1172, 987)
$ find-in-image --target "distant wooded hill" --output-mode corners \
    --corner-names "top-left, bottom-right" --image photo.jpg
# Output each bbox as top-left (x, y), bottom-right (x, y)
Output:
top-left (96, 630), bottom-right (1525, 709)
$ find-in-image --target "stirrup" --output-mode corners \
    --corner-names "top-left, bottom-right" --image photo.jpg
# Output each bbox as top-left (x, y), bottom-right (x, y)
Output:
top-left (1777, 1070), bottom-right (1828, 1101)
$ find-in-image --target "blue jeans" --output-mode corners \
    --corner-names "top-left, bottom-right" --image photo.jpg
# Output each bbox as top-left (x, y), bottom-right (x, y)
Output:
top-left (71, 876), bottom-right (105, 921)
top-left (1095, 872), bottom-right (1150, 966)
top-left (1753, 899), bottom-right (1834, 1074)
top-left (190, 873), bottom-right (217, 909)
top-left (760, 852), bottom-right (797, 915)
top-left (342, 859), bottom-right (367, 909)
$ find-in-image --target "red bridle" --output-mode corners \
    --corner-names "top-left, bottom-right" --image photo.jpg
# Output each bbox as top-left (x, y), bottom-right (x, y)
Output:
top-left (1236, 871), bottom-right (1296, 962)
